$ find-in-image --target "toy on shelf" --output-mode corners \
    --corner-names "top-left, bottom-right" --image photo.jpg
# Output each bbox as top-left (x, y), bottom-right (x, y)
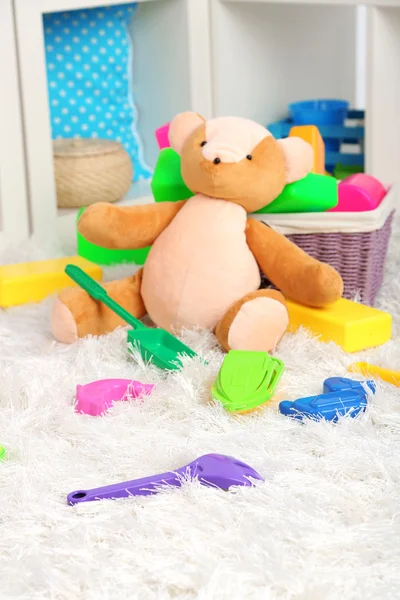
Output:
top-left (267, 101), bottom-right (364, 174)
top-left (65, 265), bottom-right (198, 370)
top-left (348, 362), bottom-right (400, 387)
top-left (0, 446), bottom-right (5, 461)
top-left (77, 208), bottom-right (150, 267)
top-left (330, 173), bottom-right (387, 212)
top-left (286, 297), bottom-right (392, 353)
top-left (53, 112), bottom-right (343, 354)
top-left (151, 148), bottom-right (193, 203)
top-left (155, 122), bottom-right (171, 150)
top-left (67, 453), bottom-right (263, 505)
top-left (334, 163), bottom-right (363, 180)
top-left (289, 125), bottom-right (325, 175)
top-left (211, 350), bottom-right (284, 414)
top-left (279, 376), bottom-right (375, 422)
top-left (0, 256), bottom-right (102, 308)
top-left (255, 172), bottom-right (338, 214)
top-left (75, 379), bottom-right (155, 416)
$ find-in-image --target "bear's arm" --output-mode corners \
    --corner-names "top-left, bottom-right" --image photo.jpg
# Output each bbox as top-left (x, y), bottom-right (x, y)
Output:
top-left (245, 217), bottom-right (343, 307)
top-left (77, 201), bottom-right (186, 249)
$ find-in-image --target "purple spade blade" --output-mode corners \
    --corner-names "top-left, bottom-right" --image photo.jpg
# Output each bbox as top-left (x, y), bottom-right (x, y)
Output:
top-left (67, 453), bottom-right (263, 505)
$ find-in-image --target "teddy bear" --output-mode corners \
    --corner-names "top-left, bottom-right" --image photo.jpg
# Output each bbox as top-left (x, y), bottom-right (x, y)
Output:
top-left (51, 112), bottom-right (343, 352)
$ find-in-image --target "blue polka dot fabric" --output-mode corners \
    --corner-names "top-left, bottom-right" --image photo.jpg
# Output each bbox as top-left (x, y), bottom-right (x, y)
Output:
top-left (43, 4), bottom-right (152, 182)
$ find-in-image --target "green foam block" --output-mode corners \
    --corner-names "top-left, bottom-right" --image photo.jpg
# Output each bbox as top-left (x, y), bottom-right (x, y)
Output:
top-left (151, 148), bottom-right (194, 203)
top-left (77, 208), bottom-right (150, 267)
top-left (255, 172), bottom-right (338, 214)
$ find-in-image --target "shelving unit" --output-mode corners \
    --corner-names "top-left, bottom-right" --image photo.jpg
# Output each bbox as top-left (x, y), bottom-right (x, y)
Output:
top-left (211, 0), bottom-right (400, 185)
top-left (0, 0), bottom-right (29, 243)
top-left (13, 0), bottom-right (213, 242)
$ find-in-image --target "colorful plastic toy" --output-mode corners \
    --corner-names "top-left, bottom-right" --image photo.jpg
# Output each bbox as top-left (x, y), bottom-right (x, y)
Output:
top-left (0, 446), bottom-right (5, 461)
top-left (267, 108), bottom-right (364, 174)
top-left (0, 256), bottom-right (102, 308)
top-left (255, 172), bottom-right (338, 214)
top-left (286, 297), bottom-right (392, 353)
top-left (211, 350), bottom-right (284, 413)
top-left (155, 122), bottom-right (171, 150)
top-left (331, 173), bottom-right (386, 212)
top-left (279, 376), bottom-right (375, 422)
top-left (65, 265), bottom-right (198, 370)
top-left (77, 208), bottom-right (150, 266)
top-left (323, 376), bottom-right (376, 394)
top-left (151, 148), bottom-right (193, 203)
top-left (67, 453), bottom-right (263, 505)
top-left (348, 362), bottom-right (400, 387)
top-left (289, 125), bottom-right (325, 175)
top-left (334, 163), bottom-right (363, 180)
top-left (75, 379), bottom-right (155, 416)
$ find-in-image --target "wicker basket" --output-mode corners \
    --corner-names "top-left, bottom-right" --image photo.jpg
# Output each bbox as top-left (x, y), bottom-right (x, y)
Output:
top-left (254, 185), bottom-right (396, 306)
top-left (53, 138), bottom-right (133, 208)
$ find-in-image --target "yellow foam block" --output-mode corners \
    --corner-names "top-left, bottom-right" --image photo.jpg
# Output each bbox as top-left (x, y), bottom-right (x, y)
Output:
top-left (0, 256), bottom-right (102, 307)
top-left (289, 125), bottom-right (325, 175)
top-left (286, 298), bottom-right (392, 353)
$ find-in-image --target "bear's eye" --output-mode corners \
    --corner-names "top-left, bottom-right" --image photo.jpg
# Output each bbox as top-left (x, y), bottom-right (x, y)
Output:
top-left (200, 141), bottom-right (207, 147)
top-left (246, 154), bottom-right (252, 160)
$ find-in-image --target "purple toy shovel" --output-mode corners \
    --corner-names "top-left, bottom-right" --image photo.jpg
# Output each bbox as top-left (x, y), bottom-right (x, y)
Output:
top-left (67, 453), bottom-right (263, 505)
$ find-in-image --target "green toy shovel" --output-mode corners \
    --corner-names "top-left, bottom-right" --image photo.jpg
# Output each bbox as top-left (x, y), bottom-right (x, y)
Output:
top-left (65, 265), bottom-right (198, 371)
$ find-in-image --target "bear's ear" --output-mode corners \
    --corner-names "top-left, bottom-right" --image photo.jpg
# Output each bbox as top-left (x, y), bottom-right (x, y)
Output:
top-left (168, 112), bottom-right (205, 155)
top-left (277, 137), bottom-right (314, 183)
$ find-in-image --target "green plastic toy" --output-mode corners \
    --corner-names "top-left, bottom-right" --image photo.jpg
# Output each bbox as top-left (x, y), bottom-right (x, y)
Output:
top-left (334, 163), bottom-right (364, 180)
top-left (211, 350), bottom-right (284, 413)
top-left (255, 172), bottom-right (338, 214)
top-left (0, 446), bottom-right (5, 461)
top-left (152, 150), bottom-right (337, 213)
top-left (151, 148), bottom-right (194, 203)
top-left (65, 265), bottom-right (198, 371)
top-left (76, 208), bottom-right (151, 267)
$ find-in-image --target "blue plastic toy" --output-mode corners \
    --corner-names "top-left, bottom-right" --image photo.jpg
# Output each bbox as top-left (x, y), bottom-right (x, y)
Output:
top-left (267, 107), bottom-right (365, 173)
top-left (279, 377), bottom-right (375, 422)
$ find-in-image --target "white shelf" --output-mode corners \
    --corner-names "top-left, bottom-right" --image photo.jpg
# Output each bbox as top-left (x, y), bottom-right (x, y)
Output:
top-left (32, 0), bottom-right (166, 14)
top-left (222, 0), bottom-right (400, 5)
top-left (14, 0), bottom-right (212, 240)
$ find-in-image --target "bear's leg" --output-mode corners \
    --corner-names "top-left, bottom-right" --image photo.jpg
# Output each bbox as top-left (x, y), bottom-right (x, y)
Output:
top-left (215, 289), bottom-right (289, 353)
top-left (51, 269), bottom-right (146, 343)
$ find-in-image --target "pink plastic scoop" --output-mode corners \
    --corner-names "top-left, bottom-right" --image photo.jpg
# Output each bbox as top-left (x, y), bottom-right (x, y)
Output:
top-left (75, 379), bottom-right (155, 416)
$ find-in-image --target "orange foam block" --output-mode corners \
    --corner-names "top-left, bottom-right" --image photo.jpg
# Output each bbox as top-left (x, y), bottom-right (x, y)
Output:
top-left (289, 125), bottom-right (325, 175)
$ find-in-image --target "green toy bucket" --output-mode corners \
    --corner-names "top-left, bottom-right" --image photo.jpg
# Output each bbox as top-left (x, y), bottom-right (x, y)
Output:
top-left (76, 208), bottom-right (151, 266)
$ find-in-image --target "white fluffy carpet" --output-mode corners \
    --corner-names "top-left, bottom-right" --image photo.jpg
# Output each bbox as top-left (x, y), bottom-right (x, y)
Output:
top-left (2, 222), bottom-right (400, 600)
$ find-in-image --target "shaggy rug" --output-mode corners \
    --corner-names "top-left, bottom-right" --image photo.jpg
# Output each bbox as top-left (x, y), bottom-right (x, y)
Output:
top-left (1, 219), bottom-right (400, 600)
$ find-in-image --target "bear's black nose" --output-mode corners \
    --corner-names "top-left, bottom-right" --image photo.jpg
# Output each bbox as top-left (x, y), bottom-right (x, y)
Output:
top-left (213, 157), bottom-right (221, 165)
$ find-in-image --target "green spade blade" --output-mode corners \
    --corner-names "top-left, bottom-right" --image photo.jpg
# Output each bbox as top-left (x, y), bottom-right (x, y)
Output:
top-left (65, 265), bottom-right (198, 371)
top-left (127, 328), bottom-right (197, 371)
top-left (212, 351), bottom-right (285, 413)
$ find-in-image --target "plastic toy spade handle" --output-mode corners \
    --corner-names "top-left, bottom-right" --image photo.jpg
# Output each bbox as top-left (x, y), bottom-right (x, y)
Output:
top-left (65, 265), bottom-right (145, 330)
top-left (67, 468), bottom-right (189, 505)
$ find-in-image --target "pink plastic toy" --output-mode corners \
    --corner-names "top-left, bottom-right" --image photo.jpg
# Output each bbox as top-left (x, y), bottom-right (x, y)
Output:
top-left (155, 123), bottom-right (171, 150)
top-left (330, 173), bottom-right (387, 212)
top-left (75, 379), bottom-right (155, 416)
